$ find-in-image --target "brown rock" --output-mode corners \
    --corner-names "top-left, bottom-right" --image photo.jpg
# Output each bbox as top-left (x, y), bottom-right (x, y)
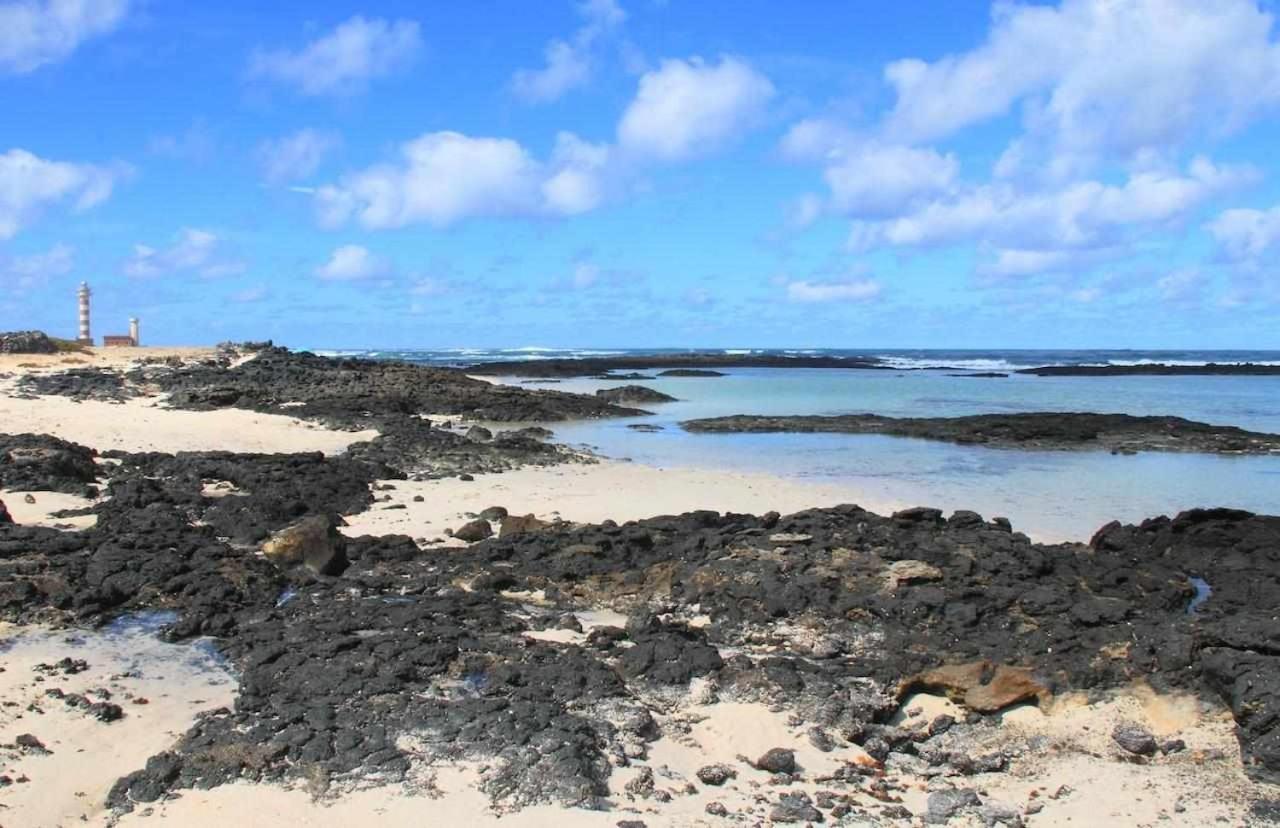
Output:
top-left (261, 515), bottom-right (349, 576)
top-left (453, 519), bottom-right (493, 543)
top-left (499, 514), bottom-right (548, 537)
top-left (899, 660), bottom-right (1050, 712)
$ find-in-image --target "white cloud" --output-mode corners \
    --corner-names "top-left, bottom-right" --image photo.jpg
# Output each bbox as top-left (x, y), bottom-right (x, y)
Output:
top-left (781, 120), bottom-right (960, 217)
top-left (851, 157), bottom-right (1253, 255)
top-left (1206, 205), bottom-right (1280, 263)
top-left (315, 244), bottom-right (387, 281)
top-left (257, 128), bottom-right (341, 185)
top-left (1, 242), bottom-right (74, 291)
top-left (148, 119), bottom-right (217, 164)
top-left (786, 278), bottom-right (882, 303)
top-left (512, 0), bottom-right (625, 103)
top-left (882, 0), bottom-right (1280, 162)
top-left (0, 148), bottom-right (124, 239)
top-left (248, 16), bottom-right (422, 96)
top-left (0, 0), bottom-right (129, 74)
top-left (617, 56), bottom-right (774, 161)
top-left (124, 228), bottom-right (243, 279)
top-left (316, 130), bottom-right (615, 229)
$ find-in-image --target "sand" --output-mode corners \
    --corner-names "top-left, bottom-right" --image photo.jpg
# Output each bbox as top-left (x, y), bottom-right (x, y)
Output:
top-left (0, 621), bottom-right (237, 827)
top-left (342, 460), bottom-right (904, 544)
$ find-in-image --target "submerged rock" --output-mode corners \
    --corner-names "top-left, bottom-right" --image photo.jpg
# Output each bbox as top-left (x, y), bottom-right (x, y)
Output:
top-left (594, 386), bottom-right (677, 404)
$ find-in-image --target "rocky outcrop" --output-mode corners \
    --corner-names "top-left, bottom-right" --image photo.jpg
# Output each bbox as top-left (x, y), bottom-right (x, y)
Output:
top-left (465, 354), bottom-right (884, 377)
top-left (1019, 363), bottom-right (1280, 376)
top-left (594, 386), bottom-right (677, 404)
top-left (681, 412), bottom-right (1280, 454)
top-left (0, 331), bottom-right (59, 354)
top-left (3, 434), bottom-right (1279, 808)
top-left (0, 434), bottom-right (99, 495)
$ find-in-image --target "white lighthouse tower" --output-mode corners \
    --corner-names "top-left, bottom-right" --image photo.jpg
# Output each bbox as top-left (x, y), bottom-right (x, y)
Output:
top-left (77, 281), bottom-right (92, 345)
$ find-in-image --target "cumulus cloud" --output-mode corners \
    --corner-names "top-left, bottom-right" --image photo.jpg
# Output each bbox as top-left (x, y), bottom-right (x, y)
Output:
top-left (0, 148), bottom-right (125, 239)
top-left (315, 130), bottom-right (615, 229)
top-left (1, 242), bottom-right (74, 291)
top-left (124, 228), bottom-right (244, 279)
top-left (314, 244), bottom-right (388, 281)
top-left (850, 157), bottom-right (1254, 257)
top-left (1206, 205), bottom-right (1280, 264)
top-left (786, 278), bottom-right (882, 303)
top-left (882, 0), bottom-right (1280, 163)
top-left (782, 120), bottom-right (960, 217)
top-left (257, 128), bottom-right (342, 185)
top-left (248, 16), bottom-right (422, 96)
top-left (0, 0), bottom-right (129, 74)
top-left (617, 56), bottom-right (774, 160)
top-left (1156, 267), bottom-right (1207, 303)
top-left (512, 0), bottom-right (625, 103)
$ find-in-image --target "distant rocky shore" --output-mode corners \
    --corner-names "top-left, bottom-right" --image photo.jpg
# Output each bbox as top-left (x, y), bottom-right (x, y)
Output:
top-left (681, 412), bottom-right (1280, 455)
top-left (1016, 363), bottom-right (1280, 376)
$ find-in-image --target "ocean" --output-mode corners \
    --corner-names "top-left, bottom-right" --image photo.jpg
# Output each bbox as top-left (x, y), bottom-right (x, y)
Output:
top-left (322, 348), bottom-right (1280, 542)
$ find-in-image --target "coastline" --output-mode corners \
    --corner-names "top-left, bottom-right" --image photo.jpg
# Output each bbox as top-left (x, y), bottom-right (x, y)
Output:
top-left (1, 345), bottom-right (1278, 826)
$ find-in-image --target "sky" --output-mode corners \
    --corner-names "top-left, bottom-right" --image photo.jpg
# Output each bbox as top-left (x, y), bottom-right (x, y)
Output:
top-left (2, 0), bottom-right (1280, 349)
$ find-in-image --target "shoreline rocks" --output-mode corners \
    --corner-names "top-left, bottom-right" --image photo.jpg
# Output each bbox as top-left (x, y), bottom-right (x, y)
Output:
top-left (680, 412), bottom-right (1280, 454)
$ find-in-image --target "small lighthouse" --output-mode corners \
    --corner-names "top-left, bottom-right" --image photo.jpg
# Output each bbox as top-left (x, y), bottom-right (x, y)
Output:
top-left (77, 281), bottom-right (92, 345)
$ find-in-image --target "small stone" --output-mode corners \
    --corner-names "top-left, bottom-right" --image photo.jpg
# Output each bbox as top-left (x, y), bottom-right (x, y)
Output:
top-left (15, 733), bottom-right (47, 751)
top-left (625, 766), bottom-right (655, 798)
top-left (412, 495), bottom-right (425, 503)
top-left (1112, 722), bottom-right (1159, 756)
top-left (929, 714), bottom-right (956, 736)
top-left (24, 493), bottom-right (37, 504)
top-left (479, 506), bottom-right (509, 521)
top-left (1160, 738), bottom-right (1187, 755)
top-left (705, 801), bottom-right (729, 817)
top-left (927, 788), bottom-right (981, 822)
top-left (754, 747), bottom-right (796, 774)
top-left (697, 764), bottom-right (736, 786)
top-left (458, 473), bottom-right (475, 482)
top-left (771, 792), bottom-right (823, 823)
top-left (808, 727), bottom-right (835, 752)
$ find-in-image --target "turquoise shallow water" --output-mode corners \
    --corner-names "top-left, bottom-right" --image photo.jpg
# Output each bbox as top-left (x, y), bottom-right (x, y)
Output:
top-left (528, 369), bottom-right (1280, 542)
top-left (342, 349), bottom-right (1280, 543)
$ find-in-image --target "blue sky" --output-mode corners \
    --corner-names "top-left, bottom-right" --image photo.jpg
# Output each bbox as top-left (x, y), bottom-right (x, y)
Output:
top-left (2, 0), bottom-right (1280, 349)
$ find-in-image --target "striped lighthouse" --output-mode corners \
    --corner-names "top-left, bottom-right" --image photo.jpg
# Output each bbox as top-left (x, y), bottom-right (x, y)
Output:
top-left (77, 281), bottom-right (92, 345)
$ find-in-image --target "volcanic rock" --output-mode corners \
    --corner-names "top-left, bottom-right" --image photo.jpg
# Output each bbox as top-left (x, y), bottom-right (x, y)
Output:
top-left (594, 386), bottom-right (677, 404)
top-left (680, 412), bottom-right (1280, 455)
top-left (696, 764), bottom-right (736, 786)
top-left (500, 514), bottom-right (549, 537)
top-left (0, 331), bottom-right (58, 354)
top-left (754, 747), bottom-right (796, 774)
top-left (902, 662), bottom-right (1050, 713)
top-left (1111, 722), bottom-right (1158, 756)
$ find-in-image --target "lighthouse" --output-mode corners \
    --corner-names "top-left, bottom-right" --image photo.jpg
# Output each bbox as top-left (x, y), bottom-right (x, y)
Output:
top-left (77, 282), bottom-right (92, 345)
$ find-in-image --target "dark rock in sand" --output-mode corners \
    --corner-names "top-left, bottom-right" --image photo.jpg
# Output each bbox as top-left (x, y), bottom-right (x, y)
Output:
top-left (15, 733), bottom-right (47, 751)
top-left (467, 426), bottom-right (494, 443)
top-left (0, 499), bottom-right (10, 525)
top-left (0, 434), bottom-right (99, 494)
top-left (479, 506), bottom-right (509, 521)
top-left (754, 747), bottom-right (797, 774)
top-left (696, 763), bottom-right (736, 786)
top-left (771, 791), bottom-right (823, 823)
top-left (681, 412), bottom-right (1280, 455)
top-left (0, 331), bottom-right (59, 354)
top-left (927, 788), bottom-right (981, 822)
top-left (454, 519), bottom-right (494, 543)
top-left (594, 386), bottom-right (678, 404)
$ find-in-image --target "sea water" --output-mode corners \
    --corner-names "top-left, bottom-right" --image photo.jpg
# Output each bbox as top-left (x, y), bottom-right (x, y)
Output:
top-left (342, 348), bottom-right (1280, 543)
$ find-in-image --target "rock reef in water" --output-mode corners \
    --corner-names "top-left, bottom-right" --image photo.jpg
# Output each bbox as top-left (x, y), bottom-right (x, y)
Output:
top-left (464, 354), bottom-right (884, 377)
top-left (1018, 363), bottom-right (1280, 376)
top-left (681, 412), bottom-right (1280, 454)
top-left (594, 385), bottom-right (678, 404)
